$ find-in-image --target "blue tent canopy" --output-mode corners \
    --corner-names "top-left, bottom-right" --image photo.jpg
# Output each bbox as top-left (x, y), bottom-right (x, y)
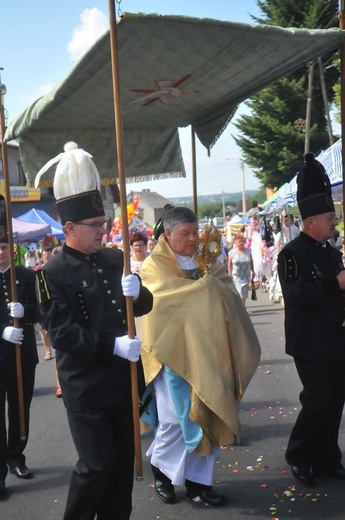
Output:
top-left (17, 209), bottom-right (64, 241)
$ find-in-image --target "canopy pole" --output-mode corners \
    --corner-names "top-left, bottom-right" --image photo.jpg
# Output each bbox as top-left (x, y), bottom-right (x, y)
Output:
top-left (191, 127), bottom-right (198, 215)
top-left (339, 2), bottom-right (345, 224)
top-left (0, 78), bottom-right (26, 440)
top-left (318, 58), bottom-right (334, 147)
top-left (107, 1), bottom-right (143, 479)
top-left (304, 61), bottom-right (314, 154)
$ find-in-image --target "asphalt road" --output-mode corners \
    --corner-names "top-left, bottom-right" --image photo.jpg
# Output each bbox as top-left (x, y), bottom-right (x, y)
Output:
top-left (1, 290), bottom-right (345, 519)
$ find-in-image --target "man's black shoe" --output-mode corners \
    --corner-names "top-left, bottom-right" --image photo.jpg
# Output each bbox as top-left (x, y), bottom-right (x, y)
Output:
top-left (8, 465), bottom-right (33, 479)
top-left (185, 481), bottom-right (225, 506)
top-left (291, 465), bottom-right (315, 487)
top-left (154, 479), bottom-right (176, 503)
top-left (0, 479), bottom-right (5, 495)
top-left (151, 465), bottom-right (176, 504)
top-left (313, 466), bottom-right (345, 480)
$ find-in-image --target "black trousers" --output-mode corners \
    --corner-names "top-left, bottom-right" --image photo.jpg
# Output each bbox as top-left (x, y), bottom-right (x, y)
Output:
top-left (0, 366), bottom-right (36, 480)
top-left (286, 358), bottom-right (345, 470)
top-left (64, 403), bottom-right (134, 520)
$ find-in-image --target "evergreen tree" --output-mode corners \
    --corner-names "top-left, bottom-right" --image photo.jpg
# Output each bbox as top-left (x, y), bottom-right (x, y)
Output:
top-left (234, 0), bottom-right (339, 189)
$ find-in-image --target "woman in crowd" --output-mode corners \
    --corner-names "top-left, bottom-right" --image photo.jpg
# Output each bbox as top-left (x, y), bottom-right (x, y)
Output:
top-left (130, 232), bottom-right (148, 273)
top-left (228, 232), bottom-right (254, 307)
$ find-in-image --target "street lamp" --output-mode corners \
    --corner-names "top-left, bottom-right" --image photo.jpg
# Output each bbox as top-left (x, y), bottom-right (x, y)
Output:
top-left (0, 83), bottom-right (6, 106)
top-left (0, 68), bottom-right (6, 108)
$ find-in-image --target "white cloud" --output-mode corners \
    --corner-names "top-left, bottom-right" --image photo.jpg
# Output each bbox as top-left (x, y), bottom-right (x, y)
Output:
top-left (68, 8), bottom-right (108, 62)
top-left (15, 82), bottom-right (55, 114)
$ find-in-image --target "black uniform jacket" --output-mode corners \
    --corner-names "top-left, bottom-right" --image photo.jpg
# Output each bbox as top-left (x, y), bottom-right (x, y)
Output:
top-left (36, 245), bottom-right (153, 412)
top-left (278, 231), bottom-right (345, 361)
top-left (0, 266), bottom-right (38, 372)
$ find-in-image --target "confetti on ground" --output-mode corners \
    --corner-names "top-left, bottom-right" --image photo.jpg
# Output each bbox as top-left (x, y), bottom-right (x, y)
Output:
top-left (282, 490), bottom-right (293, 497)
top-left (268, 484), bottom-right (329, 518)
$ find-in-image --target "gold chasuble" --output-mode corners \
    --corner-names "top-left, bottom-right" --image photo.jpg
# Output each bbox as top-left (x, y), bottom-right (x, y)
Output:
top-left (136, 235), bottom-right (261, 455)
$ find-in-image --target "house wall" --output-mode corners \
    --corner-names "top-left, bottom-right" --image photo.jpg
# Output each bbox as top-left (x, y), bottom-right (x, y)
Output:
top-left (139, 201), bottom-right (155, 227)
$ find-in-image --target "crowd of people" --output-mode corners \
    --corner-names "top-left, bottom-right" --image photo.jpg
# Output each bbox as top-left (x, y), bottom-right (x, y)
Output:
top-left (1, 145), bottom-right (345, 520)
top-left (217, 204), bottom-right (343, 309)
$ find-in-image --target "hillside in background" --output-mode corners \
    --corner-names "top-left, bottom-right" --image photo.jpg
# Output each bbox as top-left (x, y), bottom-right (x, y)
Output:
top-left (170, 189), bottom-right (259, 206)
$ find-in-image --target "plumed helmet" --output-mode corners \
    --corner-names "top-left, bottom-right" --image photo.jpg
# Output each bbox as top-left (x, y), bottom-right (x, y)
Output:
top-left (34, 142), bottom-right (105, 225)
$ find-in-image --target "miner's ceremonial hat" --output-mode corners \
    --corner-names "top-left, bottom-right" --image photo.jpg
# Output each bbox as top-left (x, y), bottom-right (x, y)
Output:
top-left (34, 141), bottom-right (105, 225)
top-left (297, 152), bottom-right (335, 220)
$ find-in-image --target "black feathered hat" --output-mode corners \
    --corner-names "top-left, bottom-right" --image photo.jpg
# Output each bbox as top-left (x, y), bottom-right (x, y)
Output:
top-left (0, 195), bottom-right (8, 243)
top-left (153, 204), bottom-right (175, 240)
top-left (297, 152), bottom-right (335, 220)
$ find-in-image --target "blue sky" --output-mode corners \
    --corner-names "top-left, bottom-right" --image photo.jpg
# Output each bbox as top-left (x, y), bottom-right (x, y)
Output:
top-left (2, 1), bottom-right (263, 198)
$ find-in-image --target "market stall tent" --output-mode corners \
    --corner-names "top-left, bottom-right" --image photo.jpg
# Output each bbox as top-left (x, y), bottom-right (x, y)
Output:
top-left (17, 208), bottom-right (64, 240)
top-left (12, 218), bottom-right (51, 242)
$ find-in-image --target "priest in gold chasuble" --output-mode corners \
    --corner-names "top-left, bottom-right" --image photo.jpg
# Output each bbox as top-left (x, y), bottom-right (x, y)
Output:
top-left (136, 207), bottom-right (261, 506)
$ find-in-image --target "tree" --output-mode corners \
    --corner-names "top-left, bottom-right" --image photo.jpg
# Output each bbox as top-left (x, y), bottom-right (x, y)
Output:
top-left (198, 202), bottom-right (223, 218)
top-left (234, 0), bottom-right (339, 189)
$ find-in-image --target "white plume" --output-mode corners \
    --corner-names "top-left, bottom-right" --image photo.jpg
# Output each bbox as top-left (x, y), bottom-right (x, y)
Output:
top-left (34, 142), bottom-right (101, 200)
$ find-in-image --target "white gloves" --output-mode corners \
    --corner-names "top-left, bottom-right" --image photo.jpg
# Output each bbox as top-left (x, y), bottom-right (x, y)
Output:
top-left (114, 335), bottom-right (141, 362)
top-left (8, 302), bottom-right (24, 318)
top-left (2, 326), bottom-right (24, 344)
top-left (121, 273), bottom-right (140, 300)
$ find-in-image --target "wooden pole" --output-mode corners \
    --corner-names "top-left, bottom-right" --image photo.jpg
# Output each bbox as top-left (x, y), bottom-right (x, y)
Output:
top-left (191, 127), bottom-right (198, 215)
top-left (304, 61), bottom-right (314, 155)
top-left (339, 1), bottom-right (345, 223)
top-left (318, 58), bottom-right (334, 147)
top-left (0, 81), bottom-right (26, 440)
top-left (107, 0), bottom-right (143, 479)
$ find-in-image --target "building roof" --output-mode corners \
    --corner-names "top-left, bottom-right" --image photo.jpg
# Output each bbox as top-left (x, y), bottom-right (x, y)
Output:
top-left (130, 190), bottom-right (173, 209)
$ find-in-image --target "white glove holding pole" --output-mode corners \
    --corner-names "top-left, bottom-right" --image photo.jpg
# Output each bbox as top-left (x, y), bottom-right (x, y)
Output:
top-left (8, 302), bottom-right (24, 318)
top-left (114, 335), bottom-right (141, 362)
top-left (2, 326), bottom-right (24, 344)
top-left (121, 272), bottom-right (140, 300)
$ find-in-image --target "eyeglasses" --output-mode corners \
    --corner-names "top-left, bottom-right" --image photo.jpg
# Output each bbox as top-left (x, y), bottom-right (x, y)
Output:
top-left (74, 221), bottom-right (107, 230)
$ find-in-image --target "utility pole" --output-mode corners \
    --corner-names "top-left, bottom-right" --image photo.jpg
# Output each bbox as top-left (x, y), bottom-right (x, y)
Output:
top-left (241, 161), bottom-right (247, 214)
